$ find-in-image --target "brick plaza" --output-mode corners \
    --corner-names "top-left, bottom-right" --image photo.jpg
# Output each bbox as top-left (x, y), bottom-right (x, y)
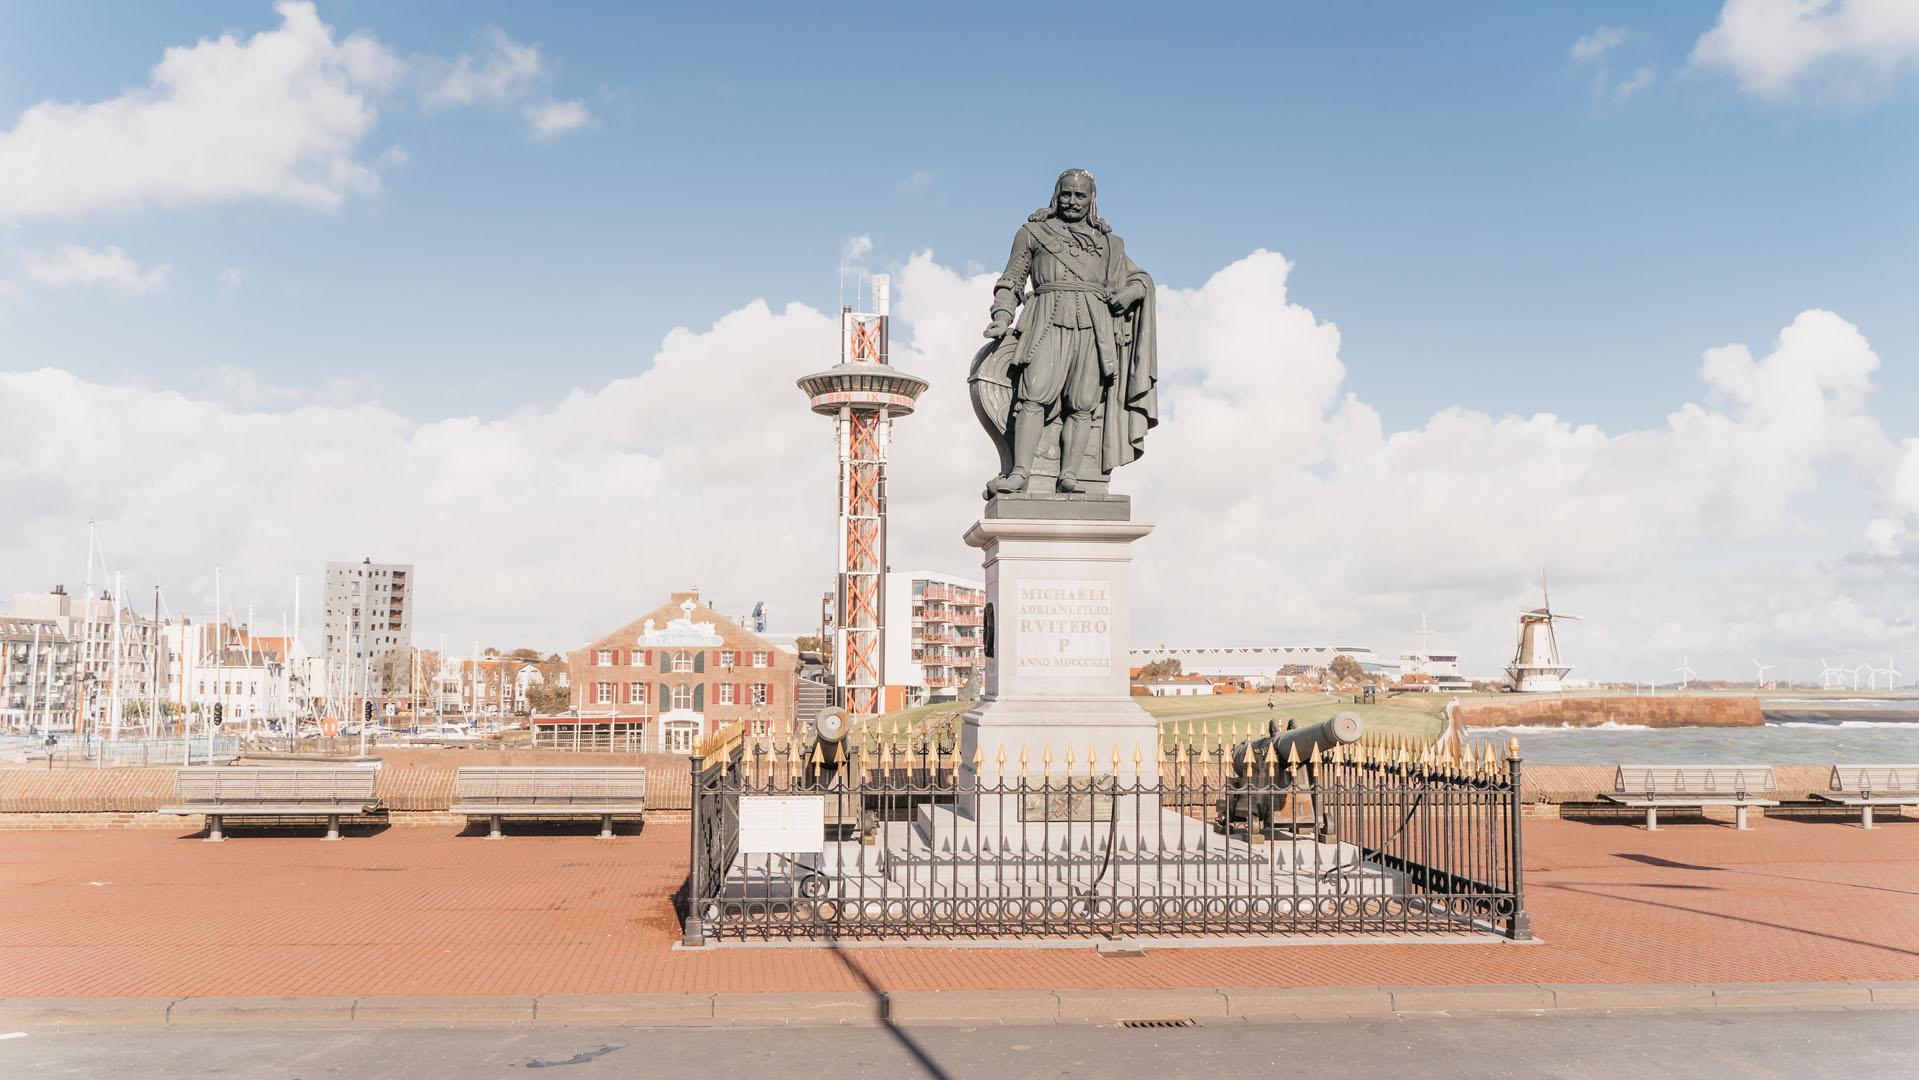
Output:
top-left (2, 816), bottom-right (1914, 1000)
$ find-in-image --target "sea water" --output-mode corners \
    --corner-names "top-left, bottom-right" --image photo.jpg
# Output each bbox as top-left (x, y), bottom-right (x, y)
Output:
top-left (1478, 699), bottom-right (1919, 764)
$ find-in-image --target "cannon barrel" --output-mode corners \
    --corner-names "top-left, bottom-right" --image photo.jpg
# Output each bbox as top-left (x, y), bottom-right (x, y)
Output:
top-left (1230, 711), bottom-right (1363, 777)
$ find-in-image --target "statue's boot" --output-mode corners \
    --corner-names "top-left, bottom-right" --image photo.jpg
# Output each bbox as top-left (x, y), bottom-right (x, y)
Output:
top-left (990, 469), bottom-right (1029, 494)
top-left (1056, 411), bottom-right (1093, 493)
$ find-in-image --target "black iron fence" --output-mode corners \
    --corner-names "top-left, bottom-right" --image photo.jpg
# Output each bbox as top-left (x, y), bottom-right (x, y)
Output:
top-left (684, 732), bottom-right (1530, 944)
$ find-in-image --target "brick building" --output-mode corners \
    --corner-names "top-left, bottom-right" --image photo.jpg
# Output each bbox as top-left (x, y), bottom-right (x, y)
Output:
top-left (557, 592), bottom-right (798, 754)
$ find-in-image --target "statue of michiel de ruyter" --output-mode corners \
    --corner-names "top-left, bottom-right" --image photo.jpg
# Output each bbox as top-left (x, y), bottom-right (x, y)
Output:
top-left (970, 169), bottom-right (1158, 498)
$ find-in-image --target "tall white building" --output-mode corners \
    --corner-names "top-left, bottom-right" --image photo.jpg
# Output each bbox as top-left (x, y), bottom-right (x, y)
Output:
top-left (322, 559), bottom-right (414, 697)
top-left (881, 570), bottom-right (985, 711)
top-left (1, 615), bottom-right (76, 730)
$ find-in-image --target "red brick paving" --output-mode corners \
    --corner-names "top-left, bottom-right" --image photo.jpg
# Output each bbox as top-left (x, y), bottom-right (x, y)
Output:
top-left (0, 817), bottom-right (1914, 998)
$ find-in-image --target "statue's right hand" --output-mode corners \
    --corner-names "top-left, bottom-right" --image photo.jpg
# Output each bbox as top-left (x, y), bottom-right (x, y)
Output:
top-left (983, 321), bottom-right (1010, 340)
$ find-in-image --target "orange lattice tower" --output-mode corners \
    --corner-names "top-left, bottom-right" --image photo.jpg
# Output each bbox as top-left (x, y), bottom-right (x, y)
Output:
top-left (796, 276), bottom-right (927, 721)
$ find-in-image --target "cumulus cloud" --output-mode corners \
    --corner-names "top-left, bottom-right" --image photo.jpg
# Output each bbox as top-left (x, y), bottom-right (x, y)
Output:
top-left (423, 27), bottom-right (595, 140)
top-left (0, 251), bottom-right (1910, 681)
top-left (1570, 26), bottom-right (1629, 63)
top-left (0, 3), bottom-right (597, 221)
top-left (1570, 25), bottom-right (1658, 104)
top-left (23, 245), bottom-right (172, 296)
top-left (522, 98), bottom-right (596, 140)
top-left (0, 2), bottom-right (403, 219)
top-left (1691, 0), bottom-right (1919, 102)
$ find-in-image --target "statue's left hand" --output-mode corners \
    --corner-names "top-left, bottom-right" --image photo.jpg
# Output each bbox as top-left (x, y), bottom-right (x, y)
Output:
top-left (1107, 285), bottom-right (1143, 313)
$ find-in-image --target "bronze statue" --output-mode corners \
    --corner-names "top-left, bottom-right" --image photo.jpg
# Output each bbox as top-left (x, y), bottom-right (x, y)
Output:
top-left (970, 169), bottom-right (1158, 497)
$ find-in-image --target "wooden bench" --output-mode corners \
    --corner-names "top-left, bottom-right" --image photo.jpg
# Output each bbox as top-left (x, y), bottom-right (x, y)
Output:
top-left (451, 766), bottom-right (648, 839)
top-left (1598, 765), bottom-right (1779, 831)
top-left (1810, 764), bottom-right (1919, 829)
top-left (160, 766), bottom-right (380, 841)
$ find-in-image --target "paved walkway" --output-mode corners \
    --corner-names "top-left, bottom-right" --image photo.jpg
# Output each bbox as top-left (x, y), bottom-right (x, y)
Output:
top-left (1, 818), bottom-right (1914, 998)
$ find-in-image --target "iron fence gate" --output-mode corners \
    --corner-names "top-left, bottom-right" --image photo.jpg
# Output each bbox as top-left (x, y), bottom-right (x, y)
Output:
top-left (684, 733), bottom-right (1530, 943)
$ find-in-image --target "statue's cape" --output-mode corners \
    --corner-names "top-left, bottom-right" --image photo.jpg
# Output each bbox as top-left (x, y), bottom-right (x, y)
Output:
top-left (1101, 235), bottom-right (1157, 473)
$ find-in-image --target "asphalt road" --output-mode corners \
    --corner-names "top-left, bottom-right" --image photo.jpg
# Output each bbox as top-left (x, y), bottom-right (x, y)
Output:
top-left (3, 1008), bottom-right (1914, 1079)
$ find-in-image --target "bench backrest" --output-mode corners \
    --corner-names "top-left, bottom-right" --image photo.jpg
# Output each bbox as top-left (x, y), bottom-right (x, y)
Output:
top-left (1828, 764), bottom-right (1919, 795)
top-left (1615, 765), bottom-right (1776, 797)
top-left (455, 766), bottom-right (648, 803)
top-left (174, 766), bottom-right (377, 805)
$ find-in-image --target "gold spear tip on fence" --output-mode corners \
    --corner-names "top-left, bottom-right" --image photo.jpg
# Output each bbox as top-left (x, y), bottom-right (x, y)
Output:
top-left (1087, 743), bottom-right (1098, 772)
top-left (1111, 743), bottom-right (1121, 768)
top-left (1286, 741), bottom-right (1300, 765)
top-left (971, 744), bottom-right (983, 771)
top-left (1132, 742), bottom-right (1143, 765)
top-left (1065, 744), bottom-right (1076, 767)
top-left (1507, 736), bottom-right (1521, 761)
top-left (997, 743), bottom-right (1007, 765)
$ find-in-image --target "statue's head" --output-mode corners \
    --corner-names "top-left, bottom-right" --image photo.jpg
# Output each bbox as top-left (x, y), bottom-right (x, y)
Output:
top-left (1032, 168), bottom-right (1110, 233)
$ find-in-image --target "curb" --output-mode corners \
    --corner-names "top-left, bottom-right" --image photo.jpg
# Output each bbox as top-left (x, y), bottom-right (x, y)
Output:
top-left (1, 981), bottom-right (1913, 1029)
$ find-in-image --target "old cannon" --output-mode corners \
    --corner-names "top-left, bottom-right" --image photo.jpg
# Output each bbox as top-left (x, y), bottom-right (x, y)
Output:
top-left (1213, 711), bottom-right (1362, 841)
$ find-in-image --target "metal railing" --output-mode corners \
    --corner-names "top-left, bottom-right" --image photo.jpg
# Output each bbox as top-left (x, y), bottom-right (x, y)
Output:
top-left (685, 737), bottom-right (1528, 943)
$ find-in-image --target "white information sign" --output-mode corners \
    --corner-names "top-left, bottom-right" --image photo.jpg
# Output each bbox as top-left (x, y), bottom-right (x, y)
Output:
top-left (1014, 578), bottom-right (1113, 678)
top-left (738, 795), bottom-right (826, 854)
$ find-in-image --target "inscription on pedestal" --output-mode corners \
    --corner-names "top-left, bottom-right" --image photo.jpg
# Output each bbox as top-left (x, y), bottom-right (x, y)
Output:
top-left (1013, 578), bottom-right (1112, 680)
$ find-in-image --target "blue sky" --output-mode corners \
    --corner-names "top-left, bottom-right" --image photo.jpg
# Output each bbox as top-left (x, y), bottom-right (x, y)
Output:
top-left (3, 2), bottom-right (1917, 681)
top-left (4, 1), bottom-right (1911, 428)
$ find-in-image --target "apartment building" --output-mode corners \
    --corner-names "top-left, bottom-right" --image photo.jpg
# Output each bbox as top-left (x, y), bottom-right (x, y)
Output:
top-left (10, 585), bottom-right (167, 713)
top-left (322, 558), bottom-right (413, 697)
top-left (1, 615), bottom-right (76, 729)
top-left (881, 570), bottom-right (985, 711)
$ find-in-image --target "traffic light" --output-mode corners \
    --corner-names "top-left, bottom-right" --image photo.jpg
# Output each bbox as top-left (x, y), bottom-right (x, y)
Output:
top-left (363, 699), bottom-right (374, 723)
top-left (212, 702), bottom-right (224, 727)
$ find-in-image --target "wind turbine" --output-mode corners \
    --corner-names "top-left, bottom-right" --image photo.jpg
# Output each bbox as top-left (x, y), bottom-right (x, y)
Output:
top-left (1887, 658), bottom-right (1905, 691)
top-left (1751, 659), bottom-right (1773, 690)
top-left (1674, 656), bottom-right (1697, 690)
top-left (1818, 658), bottom-right (1843, 690)
top-left (1851, 663), bottom-right (1871, 692)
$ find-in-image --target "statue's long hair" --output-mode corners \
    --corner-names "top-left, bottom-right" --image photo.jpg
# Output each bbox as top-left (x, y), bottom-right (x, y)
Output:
top-left (1028, 168), bottom-right (1110, 234)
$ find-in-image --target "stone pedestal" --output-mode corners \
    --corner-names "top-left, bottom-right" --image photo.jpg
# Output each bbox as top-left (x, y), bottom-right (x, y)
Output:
top-left (957, 504), bottom-right (1159, 791)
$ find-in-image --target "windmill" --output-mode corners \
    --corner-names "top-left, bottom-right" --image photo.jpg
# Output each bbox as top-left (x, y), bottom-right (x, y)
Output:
top-left (1751, 659), bottom-right (1773, 690)
top-left (1886, 658), bottom-right (1905, 691)
top-left (1674, 656), bottom-right (1698, 691)
top-left (1851, 663), bottom-right (1871, 691)
top-left (1505, 572), bottom-right (1580, 693)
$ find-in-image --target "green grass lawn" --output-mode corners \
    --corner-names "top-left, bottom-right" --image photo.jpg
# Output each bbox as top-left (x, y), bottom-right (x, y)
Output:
top-left (845, 689), bottom-right (1454, 750)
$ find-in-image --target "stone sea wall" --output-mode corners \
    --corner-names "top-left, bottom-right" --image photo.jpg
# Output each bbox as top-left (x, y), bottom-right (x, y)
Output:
top-left (1454, 695), bottom-right (1764, 730)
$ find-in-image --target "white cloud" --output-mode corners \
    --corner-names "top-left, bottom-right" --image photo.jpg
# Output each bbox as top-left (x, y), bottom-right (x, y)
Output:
top-left (218, 267), bottom-right (249, 291)
top-left (0, 2), bottom-right (403, 220)
top-left (424, 28), bottom-right (595, 140)
top-left (896, 170), bottom-right (935, 192)
top-left (23, 245), bottom-right (172, 296)
top-left (1612, 65), bottom-right (1658, 101)
top-left (1571, 26), bottom-right (1629, 63)
top-left (1570, 26), bottom-right (1657, 105)
top-left (1691, 0), bottom-right (1919, 102)
top-left (422, 28), bottom-right (544, 109)
top-left (522, 99), bottom-right (595, 140)
top-left (0, 251), bottom-right (1910, 682)
top-left (0, 5), bottom-right (597, 222)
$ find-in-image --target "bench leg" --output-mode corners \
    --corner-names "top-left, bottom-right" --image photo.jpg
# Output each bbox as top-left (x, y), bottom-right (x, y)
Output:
top-left (599, 814), bottom-right (614, 840)
top-left (1645, 806), bottom-right (1658, 831)
top-left (325, 814), bottom-right (342, 841)
top-left (1862, 805), bottom-right (1875, 830)
top-left (1735, 805), bottom-right (1750, 831)
top-left (489, 815), bottom-right (503, 840)
top-left (205, 814), bottom-right (225, 842)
